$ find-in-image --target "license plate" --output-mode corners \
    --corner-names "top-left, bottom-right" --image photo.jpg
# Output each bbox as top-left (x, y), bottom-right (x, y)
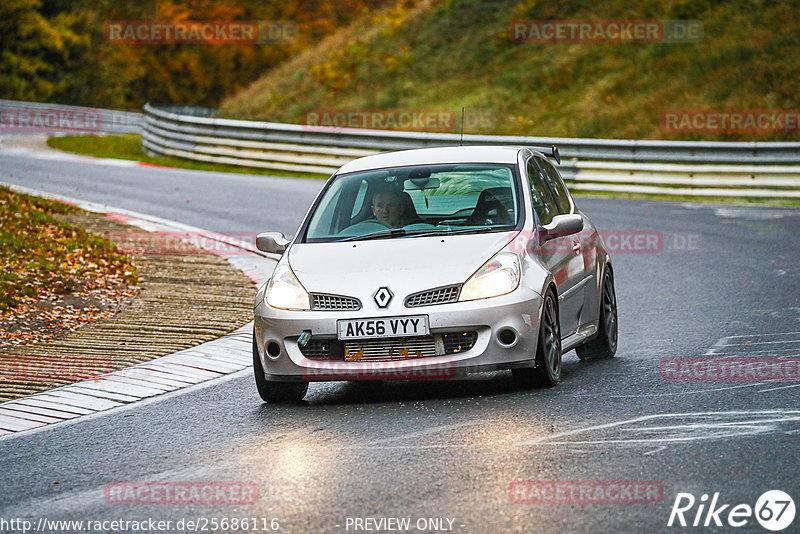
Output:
top-left (337, 315), bottom-right (429, 340)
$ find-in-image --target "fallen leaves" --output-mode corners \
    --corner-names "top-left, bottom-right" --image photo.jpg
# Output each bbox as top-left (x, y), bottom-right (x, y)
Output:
top-left (0, 186), bottom-right (139, 346)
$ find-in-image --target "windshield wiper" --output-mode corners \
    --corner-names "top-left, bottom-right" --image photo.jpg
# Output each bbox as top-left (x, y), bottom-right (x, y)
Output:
top-left (338, 229), bottom-right (408, 242)
top-left (403, 226), bottom-right (512, 238)
top-left (336, 225), bottom-right (514, 242)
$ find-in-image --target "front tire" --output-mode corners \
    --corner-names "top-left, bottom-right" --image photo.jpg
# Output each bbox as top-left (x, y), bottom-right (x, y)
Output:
top-left (513, 289), bottom-right (561, 388)
top-left (576, 268), bottom-right (618, 360)
top-left (253, 332), bottom-right (308, 403)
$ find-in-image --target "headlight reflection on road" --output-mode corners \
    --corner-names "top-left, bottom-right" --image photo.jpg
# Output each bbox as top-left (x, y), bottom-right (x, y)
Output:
top-left (235, 429), bottom-right (337, 502)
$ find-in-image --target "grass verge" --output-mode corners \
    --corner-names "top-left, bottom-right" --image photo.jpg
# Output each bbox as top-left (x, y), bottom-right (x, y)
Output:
top-left (0, 186), bottom-right (138, 312)
top-left (571, 190), bottom-right (800, 207)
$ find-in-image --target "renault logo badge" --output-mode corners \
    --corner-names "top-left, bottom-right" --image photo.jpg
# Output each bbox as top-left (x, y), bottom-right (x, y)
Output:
top-left (373, 287), bottom-right (393, 308)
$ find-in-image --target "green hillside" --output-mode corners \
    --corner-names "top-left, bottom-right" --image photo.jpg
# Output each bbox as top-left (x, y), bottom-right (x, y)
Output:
top-left (220, 0), bottom-right (800, 141)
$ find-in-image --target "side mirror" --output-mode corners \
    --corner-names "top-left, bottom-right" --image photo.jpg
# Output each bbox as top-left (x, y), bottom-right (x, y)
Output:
top-left (539, 214), bottom-right (583, 245)
top-left (256, 232), bottom-right (290, 254)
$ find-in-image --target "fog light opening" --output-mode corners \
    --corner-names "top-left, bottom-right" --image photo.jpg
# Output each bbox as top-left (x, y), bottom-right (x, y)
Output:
top-left (266, 341), bottom-right (282, 359)
top-left (498, 328), bottom-right (518, 347)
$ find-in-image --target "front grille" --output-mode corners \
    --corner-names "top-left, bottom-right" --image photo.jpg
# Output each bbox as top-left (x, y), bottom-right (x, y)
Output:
top-left (405, 285), bottom-right (461, 307)
top-left (298, 331), bottom-right (479, 360)
top-left (443, 331), bottom-right (478, 354)
top-left (311, 293), bottom-right (361, 311)
top-left (345, 337), bottom-right (439, 361)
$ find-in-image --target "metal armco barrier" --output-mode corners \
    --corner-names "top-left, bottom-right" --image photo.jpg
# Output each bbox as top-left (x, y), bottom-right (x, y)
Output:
top-left (142, 103), bottom-right (800, 199)
top-left (1, 99), bottom-right (142, 135)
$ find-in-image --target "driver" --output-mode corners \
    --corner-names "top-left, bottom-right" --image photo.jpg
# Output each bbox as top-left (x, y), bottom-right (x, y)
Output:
top-left (371, 187), bottom-right (411, 228)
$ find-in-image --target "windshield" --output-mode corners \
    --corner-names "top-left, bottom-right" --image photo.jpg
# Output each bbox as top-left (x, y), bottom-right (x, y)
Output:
top-left (303, 163), bottom-right (521, 242)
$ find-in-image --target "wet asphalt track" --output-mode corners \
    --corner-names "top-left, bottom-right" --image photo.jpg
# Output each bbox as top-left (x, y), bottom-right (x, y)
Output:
top-left (1, 152), bottom-right (799, 533)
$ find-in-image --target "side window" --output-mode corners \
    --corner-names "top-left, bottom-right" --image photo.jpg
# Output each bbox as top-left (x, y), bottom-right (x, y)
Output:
top-left (537, 157), bottom-right (572, 214)
top-left (526, 158), bottom-right (558, 226)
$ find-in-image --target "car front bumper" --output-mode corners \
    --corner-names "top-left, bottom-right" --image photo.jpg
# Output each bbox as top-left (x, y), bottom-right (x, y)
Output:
top-left (254, 287), bottom-right (544, 382)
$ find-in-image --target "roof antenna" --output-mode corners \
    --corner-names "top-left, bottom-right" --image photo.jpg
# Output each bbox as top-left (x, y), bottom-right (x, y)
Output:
top-left (460, 107), bottom-right (465, 146)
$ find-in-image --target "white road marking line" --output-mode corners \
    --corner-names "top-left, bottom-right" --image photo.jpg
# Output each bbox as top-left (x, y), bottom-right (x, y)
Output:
top-left (352, 421), bottom-right (484, 448)
top-left (719, 331), bottom-right (800, 342)
top-left (516, 410), bottom-right (800, 446)
top-left (705, 347), bottom-right (800, 355)
top-left (716, 339), bottom-right (800, 347)
top-left (518, 414), bottom-right (665, 445)
top-left (757, 383), bottom-right (800, 393)
top-left (604, 383), bottom-right (765, 398)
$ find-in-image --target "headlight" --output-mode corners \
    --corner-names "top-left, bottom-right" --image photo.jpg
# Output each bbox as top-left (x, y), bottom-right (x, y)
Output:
top-left (459, 252), bottom-right (520, 301)
top-left (265, 264), bottom-right (310, 310)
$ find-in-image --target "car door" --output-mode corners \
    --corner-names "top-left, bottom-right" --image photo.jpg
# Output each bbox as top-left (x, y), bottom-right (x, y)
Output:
top-left (526, 157), bottom-right (584, 337)
top-left (536, 156), bottom-right (596, 330)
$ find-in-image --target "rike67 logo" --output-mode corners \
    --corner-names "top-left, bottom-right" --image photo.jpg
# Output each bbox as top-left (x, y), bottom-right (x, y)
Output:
top-left (668, 490), bottom-right (796, 531)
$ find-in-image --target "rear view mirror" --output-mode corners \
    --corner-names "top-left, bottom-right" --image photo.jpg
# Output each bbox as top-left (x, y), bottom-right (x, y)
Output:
top-left (404, 177), bottom-right (440, 190)
top-left (539, 214), bottom-right (583, 245)
top-left (257, 232), bottom-right (290, 254)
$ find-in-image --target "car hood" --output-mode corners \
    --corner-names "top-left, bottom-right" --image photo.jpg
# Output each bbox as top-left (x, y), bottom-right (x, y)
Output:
top-left (288, 232), bottom-right (517, 312)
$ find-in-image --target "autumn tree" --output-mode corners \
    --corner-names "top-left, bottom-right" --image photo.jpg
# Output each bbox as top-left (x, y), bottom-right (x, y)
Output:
top-left (1, 0), bottom-right (389, 109)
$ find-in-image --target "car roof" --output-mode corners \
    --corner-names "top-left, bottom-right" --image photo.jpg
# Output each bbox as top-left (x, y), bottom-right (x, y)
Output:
top-left (336, 146), bottom-right (523, 174)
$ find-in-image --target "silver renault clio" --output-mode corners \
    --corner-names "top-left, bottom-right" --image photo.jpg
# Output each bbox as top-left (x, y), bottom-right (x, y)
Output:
top-left (253, 146), bottom-right (617, 403)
